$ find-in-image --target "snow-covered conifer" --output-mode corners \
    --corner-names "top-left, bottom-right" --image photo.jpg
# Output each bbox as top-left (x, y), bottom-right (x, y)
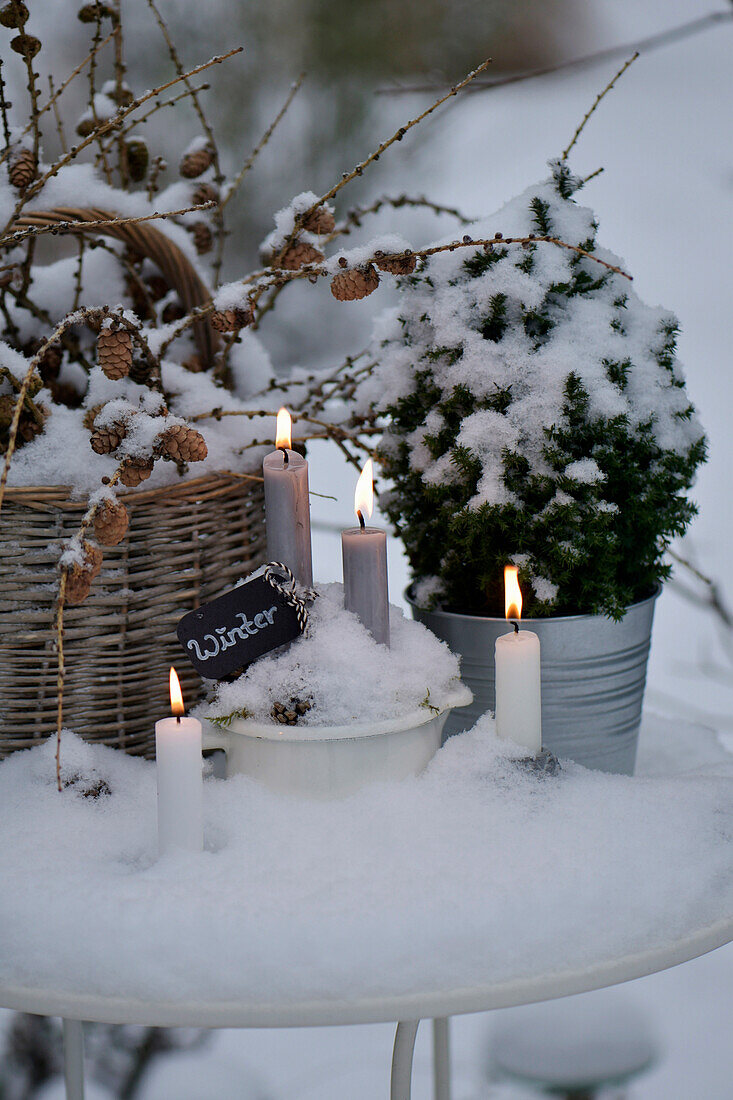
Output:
top-left (368, 162), bottom-right (706, 618)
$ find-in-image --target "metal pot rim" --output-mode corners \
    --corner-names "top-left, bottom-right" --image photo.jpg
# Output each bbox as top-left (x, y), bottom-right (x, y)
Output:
top-left (405, 582), bottom-right (662, 625)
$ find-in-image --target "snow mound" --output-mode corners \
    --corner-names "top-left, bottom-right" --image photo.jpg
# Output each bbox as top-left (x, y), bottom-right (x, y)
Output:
top-left (199, 582), bottom-right (463, 727)
top-left (0, 721), bottom-right (730, 1008)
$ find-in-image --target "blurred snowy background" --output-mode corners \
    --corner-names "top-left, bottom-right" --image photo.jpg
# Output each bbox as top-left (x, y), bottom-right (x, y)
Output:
top-left (1, 0), bottom-right (731, 1095)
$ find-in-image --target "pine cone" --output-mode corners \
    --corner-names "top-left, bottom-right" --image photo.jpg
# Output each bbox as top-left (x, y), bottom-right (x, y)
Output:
top-left (0, 394), bottom-right (16, 429)
top-left (119, 457), bottom-right (155, 487)
top-left (161, 301), bottom-right (185, 324)
top-left (301, 207), bottom-right (335, 235)
top-left (123, 277), bottom-right (152, 321)
top-left (0, 2), bottom-right (29, 29)
top-left (125, 138), bottom-right (149, 182)
top-left (192, 181), bottom-right (219, 206)
top-left (83, 404), bottom-right (104, 431)
top-left (159, 424), bottom-right (207, 463)
top-left (180, 144), bottom-right (214, 179)
top-left (191, 221), bottom-right (213, 255)
top-left (78, 3), bottom-right (114, 21)
top-left (62, 772), bottom-right (112, 798)
top-left (8, 148), bottom-right (36, 190)
top-left (146, 274), bottom-right (169, 301)
top-left (110, 82), bottom-right (134, 107)
top-left (279, 241), bottom-right (324, 271)
top-left (375, 251), bottom-right (417, 276)
top-left (10, 32), bottom-right (40, 57)
top-left (97, 327), bottom-right (132, 380)
top-left (93, 499), bottom-right (129, 546)
top-left (90, 421), bottom-right (127, 454)
top-left (330, 265), bottom-right (380, 302)
top-left (75, 117), bottom-right (97, 138)
top-left (210, 307), bottom-right (253, 333)
top-left (64, 541), bottom-right (103, 606)
top-left (0, 396), bottom-right (44, 448)
top-left (36, 342), bottom-right (62, 382)
top-left (271, 696), bottom-right (313, 725)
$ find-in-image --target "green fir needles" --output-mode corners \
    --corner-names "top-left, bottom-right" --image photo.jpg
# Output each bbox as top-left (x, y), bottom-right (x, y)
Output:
top-left (366, 162), bottom-right (706, 619)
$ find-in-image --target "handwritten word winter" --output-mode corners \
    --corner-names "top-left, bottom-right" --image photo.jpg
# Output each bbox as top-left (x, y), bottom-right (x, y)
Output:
top-left (187, 606), bottom-right (279, 662)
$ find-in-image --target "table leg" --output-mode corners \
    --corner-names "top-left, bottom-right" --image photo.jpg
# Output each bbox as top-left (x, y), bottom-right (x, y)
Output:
top-left (391, 1020), bottom-right (420, 1100)
top-left (62, 1019), bottom-right (85, 1100)
top-left (432, 1017), bottom-right (451, 1100)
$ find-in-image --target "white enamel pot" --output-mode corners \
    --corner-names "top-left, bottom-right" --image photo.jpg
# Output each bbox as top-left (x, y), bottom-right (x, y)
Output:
top-left (202, 684), bottom-right (472, 799)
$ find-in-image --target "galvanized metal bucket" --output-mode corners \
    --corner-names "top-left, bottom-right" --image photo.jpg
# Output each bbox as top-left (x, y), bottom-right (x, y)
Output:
top-left (408, 587), bottom-right (660, 775)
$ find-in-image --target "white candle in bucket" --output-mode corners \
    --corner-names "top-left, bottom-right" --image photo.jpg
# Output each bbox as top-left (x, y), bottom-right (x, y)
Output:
top-left (341, 459), bottom-right (390, 646)
top-left (495, 566), bottom-right (542, 754)
top-left (262, 407), bottom-right (313, 587)
top-left (156, 667), bottom-right (203, 856)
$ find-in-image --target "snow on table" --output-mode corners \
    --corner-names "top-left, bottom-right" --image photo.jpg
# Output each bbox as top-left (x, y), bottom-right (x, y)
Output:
top-left (0, 718), bottom-right (731, 1020)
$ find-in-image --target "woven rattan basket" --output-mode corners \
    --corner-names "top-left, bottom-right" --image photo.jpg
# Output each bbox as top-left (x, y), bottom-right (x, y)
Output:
top-left (0, 474), bottom-right (266, 758)
top-left (0, 206), bottom-right (264, 756)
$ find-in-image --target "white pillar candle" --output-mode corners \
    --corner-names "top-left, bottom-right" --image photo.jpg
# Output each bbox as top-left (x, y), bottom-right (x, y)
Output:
top-left (494, 566), bottom-right (542, 754)
top-left (262, 407), bottom-right (313, 587)
top-left (156, 668), bottom-right (203, 856)
top-left (341, 459), bottom-right (390, 646)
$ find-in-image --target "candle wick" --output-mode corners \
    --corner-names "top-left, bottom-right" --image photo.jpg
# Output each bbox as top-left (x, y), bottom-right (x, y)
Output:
top-left (176, 715), bottom-right (181, 724)
top-left (278, 446), bottom-right (289, 467)
top-left (357, 509), bottom-right (365, 530)
top-left (511, 620), bottom-right (520, 634)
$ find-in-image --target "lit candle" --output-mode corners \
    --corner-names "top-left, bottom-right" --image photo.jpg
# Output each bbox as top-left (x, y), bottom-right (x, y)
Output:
top-left (341, 459), bottom-right (390, 645)
top-left (262, 407), bottom-right (313, 587)
top-left (155, 667), bottom-right (203, 856)
top-left (495, 566), bottom-right (542, 754)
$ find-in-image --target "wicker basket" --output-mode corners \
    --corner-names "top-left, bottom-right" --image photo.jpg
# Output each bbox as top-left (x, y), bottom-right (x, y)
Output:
top-left (0, 474), bottom-right (266, 758)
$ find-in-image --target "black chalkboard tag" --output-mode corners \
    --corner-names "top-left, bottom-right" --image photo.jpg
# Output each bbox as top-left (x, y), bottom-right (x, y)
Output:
top-left (177, 574), bottom-right (302, 679)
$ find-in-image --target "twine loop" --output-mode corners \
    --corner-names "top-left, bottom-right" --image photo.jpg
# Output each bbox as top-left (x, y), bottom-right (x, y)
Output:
top-left (264, 561), bottom-right (316, 635)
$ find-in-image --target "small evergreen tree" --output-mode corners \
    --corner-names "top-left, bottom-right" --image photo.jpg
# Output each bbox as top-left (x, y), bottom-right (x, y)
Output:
top-left (367, 161), bottom-right (706, 619)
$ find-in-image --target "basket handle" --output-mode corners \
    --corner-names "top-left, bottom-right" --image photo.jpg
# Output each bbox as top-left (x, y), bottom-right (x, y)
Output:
top-left (13, 207), bottom-right (220, 366)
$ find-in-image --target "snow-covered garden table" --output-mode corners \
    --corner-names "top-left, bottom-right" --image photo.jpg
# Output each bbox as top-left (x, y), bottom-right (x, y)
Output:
top-left (1, 714), bottom-right (731, 1099)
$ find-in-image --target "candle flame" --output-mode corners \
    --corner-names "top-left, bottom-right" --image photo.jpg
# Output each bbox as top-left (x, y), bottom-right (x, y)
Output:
top-left (354, 458), bottom-right (374, 522)
top-left (275, 407), bottom-right (291, 451)
top-left (169, 666), bottom-right (185, 716)
top-left (504, 565), bottom-right (522, 621)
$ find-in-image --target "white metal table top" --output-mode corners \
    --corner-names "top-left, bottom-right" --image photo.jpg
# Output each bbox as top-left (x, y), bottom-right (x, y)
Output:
top-left (1, 714), bottom-right (731, 1028)
top-left (0, 913), bottom-right (730, 1028)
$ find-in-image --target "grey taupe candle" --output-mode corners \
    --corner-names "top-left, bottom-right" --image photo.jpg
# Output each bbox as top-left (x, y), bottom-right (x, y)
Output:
top-left (262, 408), bottom-right (313, 587)
top-left (341, 459), bottom-right (390, 646)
